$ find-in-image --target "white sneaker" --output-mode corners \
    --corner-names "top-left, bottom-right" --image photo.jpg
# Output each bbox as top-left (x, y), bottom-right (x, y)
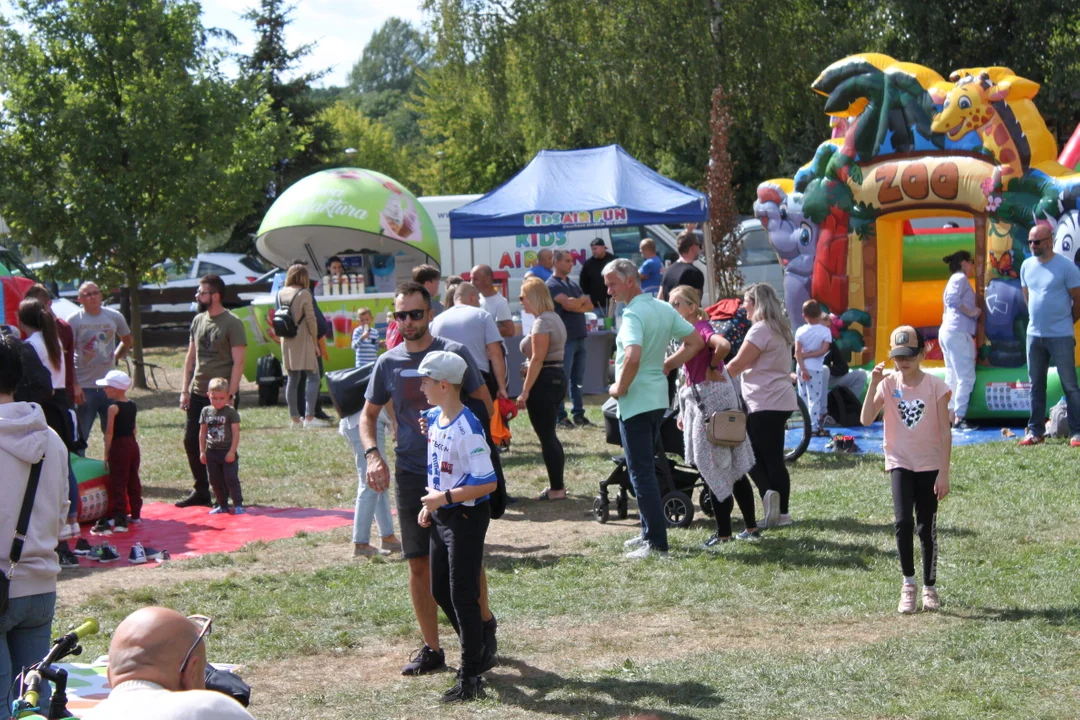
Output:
top-left (762, 490), bottom-right (780, 529)
top-left (59, 522), bottom-right (78, 540)
top-left (303, 418), bottom-right (330, 429)
top-left (624, 545), bottom-right (668, 560)
top-left (898, 583), bottom-right (918, 614)
top-left (623, 535), bottom-right (647, 549)
top-left (775, 513), bottom-right (793, 527)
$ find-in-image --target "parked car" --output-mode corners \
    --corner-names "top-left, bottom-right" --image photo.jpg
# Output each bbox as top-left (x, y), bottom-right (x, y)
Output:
top-left (146, 252), bottom-right (270, 289)
top-left (675, 222), bottom-right (785, 300)
top-left (0, 246), bottom-right (81, 319)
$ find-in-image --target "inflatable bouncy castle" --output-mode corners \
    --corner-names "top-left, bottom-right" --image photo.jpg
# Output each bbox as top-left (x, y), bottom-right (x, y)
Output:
top-left (755, 54), bottom-right (1080, 420)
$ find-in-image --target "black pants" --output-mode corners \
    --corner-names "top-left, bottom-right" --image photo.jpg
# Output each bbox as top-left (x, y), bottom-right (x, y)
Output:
top-left (431, 502), bottom-right (491, 677)
top-left (707, 477), bottom-right (758, 536)
top-left (183, 392), bottom-right (213, 499)
top-left (746, 410), bottom-right (793, 514)
top-left (890, 468), bottom-right (939, 586)
top-left (206, 449), bottom-right (244, 508)
top-left (525, 365), bottom-right (566, 491)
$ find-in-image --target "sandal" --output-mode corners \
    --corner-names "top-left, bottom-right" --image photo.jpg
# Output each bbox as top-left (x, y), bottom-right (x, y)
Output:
top-left (537, 489), bottom-right (567, 501)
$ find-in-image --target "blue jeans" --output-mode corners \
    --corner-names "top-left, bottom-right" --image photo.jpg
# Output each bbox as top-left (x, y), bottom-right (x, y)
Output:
top-left (341, 410), bottom-right (394, 544)
top-left (1026, 335), bottom-right (1080, 437)
top-left (1, 592), bottom-right (55, 713)
top-left (619, 409), bottom-right (668, 552)
top-left (75, 388), bottom-right (111, 452)
top-left (559, 336), bottom-right (587, 421)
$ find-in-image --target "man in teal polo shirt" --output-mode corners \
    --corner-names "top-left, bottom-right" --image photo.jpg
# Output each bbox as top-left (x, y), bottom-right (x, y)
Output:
top-left (604, 259), bottom-right (704, 558)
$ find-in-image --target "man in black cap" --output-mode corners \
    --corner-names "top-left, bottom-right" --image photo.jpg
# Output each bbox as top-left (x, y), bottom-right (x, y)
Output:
top-left (579, 238), bottom-right (615, 316)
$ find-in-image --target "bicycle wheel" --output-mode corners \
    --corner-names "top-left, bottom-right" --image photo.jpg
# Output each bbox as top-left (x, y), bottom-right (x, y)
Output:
top-left (784, 392), bottom-right (811, 463)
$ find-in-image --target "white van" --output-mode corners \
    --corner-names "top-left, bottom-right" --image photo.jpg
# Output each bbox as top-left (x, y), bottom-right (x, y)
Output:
top-left (418, 195), bottom-right (704, 309)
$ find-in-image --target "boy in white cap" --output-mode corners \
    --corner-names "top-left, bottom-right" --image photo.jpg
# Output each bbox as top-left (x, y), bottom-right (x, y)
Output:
top-left (92, 369), bottom-right (142, 535)
top-left (407, 351), bottom-right (498, 703)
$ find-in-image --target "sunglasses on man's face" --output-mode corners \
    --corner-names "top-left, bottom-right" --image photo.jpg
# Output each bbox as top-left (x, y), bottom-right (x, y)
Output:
top-left (179, 615), bottom-right (212, 675)
top-left (1028, 238), bottom-right (1047, 246)
top-left (392, 309), bottom-right (426, 322)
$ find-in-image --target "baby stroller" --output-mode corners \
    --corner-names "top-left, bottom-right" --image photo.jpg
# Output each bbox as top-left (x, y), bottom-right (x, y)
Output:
top-left (595, 398), bottom-right (713, 528)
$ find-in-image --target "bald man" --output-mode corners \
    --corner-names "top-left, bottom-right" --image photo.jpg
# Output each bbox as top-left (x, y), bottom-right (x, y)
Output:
top-left (84, 607), bottom-right (253, 719)
top-left (470, 265), bottom-right (514, 338)
top-left (1019, 223), bottom-right (1080, 446)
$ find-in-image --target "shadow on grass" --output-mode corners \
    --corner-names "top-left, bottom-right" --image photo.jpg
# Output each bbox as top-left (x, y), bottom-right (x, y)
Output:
top-left (718, 535), bottom-right (894, 569)
top-left (490, 656), bottom-right (722, 719)
top-left (140, 484), bottom-right (189, 501)
top-left (952, 606), bottom-right (1080, 625)
top-left (806, 517), bottom-right (978, 538)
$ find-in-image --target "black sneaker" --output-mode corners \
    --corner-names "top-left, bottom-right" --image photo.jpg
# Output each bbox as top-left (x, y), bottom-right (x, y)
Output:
top-left (73, 538), bottom-right (93, 555)
top-left (93, 544), bottom-right (120, 563)
top-left (573, 416), bottom-right (594, 427)
top-left (57, 544), bottom-right (79, 569)
top-left (90, 519), bottom-right (111, 536)
top-left (175, 492), bottom-right (214, 508)
top-left (441, 675), bottom-right (485, 704)
top-left (556, 418), bottom-right (575, 430)
top-left (701, 533), bottom-right (732, 550)
top-left (112, 516), bottom-right (128, 533)
top-left (401, 645), bottom-right (446, 676)
top-left (480, 616), bottom-right (498, 673)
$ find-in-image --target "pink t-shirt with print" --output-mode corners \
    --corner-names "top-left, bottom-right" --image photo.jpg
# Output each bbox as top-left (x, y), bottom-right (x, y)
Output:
top-left (741, 323), bottom-right (798, 413)
top-left (875, 372), bottom-right (951, 472)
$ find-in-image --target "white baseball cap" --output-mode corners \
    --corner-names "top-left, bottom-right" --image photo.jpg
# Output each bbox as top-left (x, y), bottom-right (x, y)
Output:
top-left (400, 351), bottom-right (467, 384)
top-left (95, 369), bottom-right (132, 391)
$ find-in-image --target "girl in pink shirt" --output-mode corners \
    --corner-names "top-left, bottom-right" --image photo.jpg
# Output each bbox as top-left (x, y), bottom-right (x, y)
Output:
top-left (860, 326), bottom-right (951, 614)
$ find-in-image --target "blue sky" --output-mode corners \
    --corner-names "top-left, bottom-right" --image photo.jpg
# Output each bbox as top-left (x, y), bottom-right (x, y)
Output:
top-left (202, 0), bottom-right (425, 87)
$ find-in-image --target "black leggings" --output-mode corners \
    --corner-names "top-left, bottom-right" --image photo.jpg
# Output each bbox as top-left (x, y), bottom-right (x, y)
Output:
top-left (707, 477), bottom-right (757, 536)
top-left (431, 502), bottom-right (491, 677)
top-left (746, 410), bottom-right (793, 514)
top-left (890, 468), bottom-right (939, 586)
top-left (526, 365), bottom-right (566, 491)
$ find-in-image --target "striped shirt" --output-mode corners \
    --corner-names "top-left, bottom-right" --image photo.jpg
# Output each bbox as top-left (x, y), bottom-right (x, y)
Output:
top-left (352, 325), bottom-right (380, 367)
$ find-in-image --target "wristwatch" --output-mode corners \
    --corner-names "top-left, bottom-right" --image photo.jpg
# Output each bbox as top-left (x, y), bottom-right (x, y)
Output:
top-left (444, 490), bottom-right (454, 505)
top-left (363, 446), bottom-right (380, 457)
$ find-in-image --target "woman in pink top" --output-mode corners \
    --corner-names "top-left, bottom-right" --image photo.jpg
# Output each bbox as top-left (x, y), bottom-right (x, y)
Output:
top-left (725, 283), bottom-right (798, 529)
top-left (666, 287), bottom-right (757, 546)
top-left (860, 325), bottom-right (951, 614)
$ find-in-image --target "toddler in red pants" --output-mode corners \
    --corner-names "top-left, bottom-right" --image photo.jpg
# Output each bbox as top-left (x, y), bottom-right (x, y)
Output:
top-left (91, 369), bottom-right (142, 535)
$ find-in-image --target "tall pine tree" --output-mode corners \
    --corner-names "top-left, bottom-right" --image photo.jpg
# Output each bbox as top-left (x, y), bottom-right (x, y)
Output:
top-left (226, 0), bottom-right (335, 253)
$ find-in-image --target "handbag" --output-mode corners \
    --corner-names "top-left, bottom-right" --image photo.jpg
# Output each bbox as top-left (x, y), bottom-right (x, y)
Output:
top-left (689, 371), bottom-right (747, 447)
top-left (2, 459), bottom-right (43, 615)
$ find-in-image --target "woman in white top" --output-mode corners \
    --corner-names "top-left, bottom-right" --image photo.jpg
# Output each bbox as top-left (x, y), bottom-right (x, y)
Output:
top-left (939, 250), bottom-right (981, 430)
top-left (18, 298), bottom-right (64, 390)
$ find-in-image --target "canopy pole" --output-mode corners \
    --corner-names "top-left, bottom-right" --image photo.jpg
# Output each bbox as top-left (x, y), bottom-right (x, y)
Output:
top-left (702, 222), bottom-right (718, 304)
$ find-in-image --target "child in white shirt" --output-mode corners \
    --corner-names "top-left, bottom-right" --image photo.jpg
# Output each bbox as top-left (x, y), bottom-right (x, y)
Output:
top-left (794, 300), bottom-right (832, 434)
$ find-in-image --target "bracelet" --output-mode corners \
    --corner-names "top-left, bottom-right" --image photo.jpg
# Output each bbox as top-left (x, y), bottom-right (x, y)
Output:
top-left (444, 490), bottom-right (453, 505)
top-left (363, 446), bottom-right (380, 457)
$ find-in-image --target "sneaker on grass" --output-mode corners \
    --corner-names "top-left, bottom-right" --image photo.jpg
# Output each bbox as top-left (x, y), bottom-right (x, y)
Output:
top-left (623, 535), bottom-right (647, 549)
top-left (922, 586), bottom-right (941, 611)
top-left (897, 583), bottom-right (917, 614)
top-left (701, 534), bottom-right (732, 550)
top-left (401, 645), bottom-right (446, 676)
top-left (441, 674), bottom-right (485, 704)
top-left (735, 529), bottom-right (761, 541)
top-left (775, 513), bottom-right (793, 527)
top-left (624, 544), bottom-right (668, 560)
top-left (1018, 433), bottom-right (1044, 446)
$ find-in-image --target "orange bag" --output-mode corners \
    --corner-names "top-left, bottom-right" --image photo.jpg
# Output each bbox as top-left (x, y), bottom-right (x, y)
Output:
top-left (490, 408), bottom-right (511, 447)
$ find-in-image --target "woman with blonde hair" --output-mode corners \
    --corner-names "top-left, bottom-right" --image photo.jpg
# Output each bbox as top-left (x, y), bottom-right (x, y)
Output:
top-left (726, 282), bottom-right (799, 528)
top-left (667, 286), bottom-right (758, 545)
top-left (517, 277), bottom-right (568, 499)
top-left (278, 263), bottom-right (326, 429)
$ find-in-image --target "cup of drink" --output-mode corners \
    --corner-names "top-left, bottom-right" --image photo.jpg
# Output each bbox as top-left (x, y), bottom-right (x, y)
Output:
top-left (333, 311), bottom-right (351, 348)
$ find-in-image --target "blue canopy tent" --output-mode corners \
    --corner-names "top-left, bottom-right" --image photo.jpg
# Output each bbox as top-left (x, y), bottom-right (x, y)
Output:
top-left (449, 144), bottom-right (715, 298)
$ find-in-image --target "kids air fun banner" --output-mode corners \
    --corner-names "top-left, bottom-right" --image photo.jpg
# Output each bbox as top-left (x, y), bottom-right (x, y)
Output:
top-left (753, 54), bottom-right (1080, 419)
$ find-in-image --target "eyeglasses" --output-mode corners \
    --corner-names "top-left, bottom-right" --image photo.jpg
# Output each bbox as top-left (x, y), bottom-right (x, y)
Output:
top-left (179, 615), bottom-right (212, 675)
top-left (78, 290), bottom-right (102, 298)
top-left (1028, 238), bottom-right (1046, 246)
top-left (392, 309), bottom-right (426, 322)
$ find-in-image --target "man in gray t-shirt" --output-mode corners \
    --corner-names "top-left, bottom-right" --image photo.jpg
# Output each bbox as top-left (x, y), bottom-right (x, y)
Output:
top-left (67, 282), bottom-right (132, 444)
top-left (430, 282), bottom-right (508, 398)
top-left (360, 281), bottom-right (500, 677)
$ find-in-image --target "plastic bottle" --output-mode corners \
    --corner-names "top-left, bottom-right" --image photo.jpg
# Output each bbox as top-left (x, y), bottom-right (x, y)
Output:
top-left (322, 274), bottom-right (331, 296)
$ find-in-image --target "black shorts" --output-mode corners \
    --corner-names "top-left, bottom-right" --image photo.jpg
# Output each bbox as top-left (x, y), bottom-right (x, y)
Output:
top-left (395, 470), bottom-right (430, 560)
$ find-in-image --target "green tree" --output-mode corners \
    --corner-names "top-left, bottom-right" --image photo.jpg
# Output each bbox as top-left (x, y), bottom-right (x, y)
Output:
top-left (348, 17), bottom-right (430, 94)
top-left (0, 0), bottom-right (289, 387)
top-left (227, 0), bottom-right (334, 252)
top-left (319, 102), bottom-right (410, 183)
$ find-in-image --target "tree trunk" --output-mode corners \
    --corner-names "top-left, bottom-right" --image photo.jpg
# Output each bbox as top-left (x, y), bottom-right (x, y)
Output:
top-left (126, 270), bottom-right (148, 389)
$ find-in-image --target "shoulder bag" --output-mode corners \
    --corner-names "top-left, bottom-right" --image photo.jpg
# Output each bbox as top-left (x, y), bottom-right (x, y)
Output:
top-left (2, 459), bottom-right (44, 614)
top-left (689, 371), bottom-right (747, 447)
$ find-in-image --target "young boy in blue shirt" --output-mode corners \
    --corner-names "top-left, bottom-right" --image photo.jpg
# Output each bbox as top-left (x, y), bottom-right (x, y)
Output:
top-left (410, 351), bottom-right (498, 703)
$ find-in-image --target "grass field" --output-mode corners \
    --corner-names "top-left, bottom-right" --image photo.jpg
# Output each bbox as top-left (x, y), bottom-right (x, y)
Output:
top-left (52, 348), bottom-right (1080, 719)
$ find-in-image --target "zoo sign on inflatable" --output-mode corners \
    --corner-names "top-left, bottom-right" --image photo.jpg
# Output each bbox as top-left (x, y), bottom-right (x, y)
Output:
top-left (754, 53), bottom-right (1080, 419)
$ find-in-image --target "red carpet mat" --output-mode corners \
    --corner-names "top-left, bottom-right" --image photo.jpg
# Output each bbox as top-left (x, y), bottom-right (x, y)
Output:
top-left (66, 503), bottom-right (353, 568)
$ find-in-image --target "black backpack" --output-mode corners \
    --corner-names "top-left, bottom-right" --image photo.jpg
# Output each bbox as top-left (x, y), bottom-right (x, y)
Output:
top-left (272, 290), bottom-right (299, 338)
top-left (827, 386), bottom-right (862, 427)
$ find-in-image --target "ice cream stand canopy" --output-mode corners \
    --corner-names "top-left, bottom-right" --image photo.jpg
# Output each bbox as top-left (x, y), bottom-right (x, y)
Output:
top-left (256, 167), bottom-right (440, 271)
